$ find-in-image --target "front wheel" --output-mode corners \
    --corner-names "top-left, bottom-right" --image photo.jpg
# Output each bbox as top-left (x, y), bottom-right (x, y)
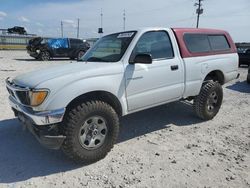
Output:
top-left (194, 81), bottom-right (223, 120)
top-left (62, 101), bottom-right (119, 163)
top-left (39, 51), bottom-right (50, 61)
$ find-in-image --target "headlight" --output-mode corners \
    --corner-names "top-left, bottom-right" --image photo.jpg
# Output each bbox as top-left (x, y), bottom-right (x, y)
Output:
top-left (29, 90), bottom-right (48, 106)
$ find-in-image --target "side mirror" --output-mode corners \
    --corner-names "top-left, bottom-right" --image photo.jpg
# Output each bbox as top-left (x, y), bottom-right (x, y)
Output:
top-left (130, 53), bottom-right (152, 64)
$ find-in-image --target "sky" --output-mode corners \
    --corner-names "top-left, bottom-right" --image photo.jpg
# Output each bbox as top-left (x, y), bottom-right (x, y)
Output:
top-left (0, 0), bottom-right (249, 42)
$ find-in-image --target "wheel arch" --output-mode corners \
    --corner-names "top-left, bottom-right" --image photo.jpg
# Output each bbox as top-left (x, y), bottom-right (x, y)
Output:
top-left (65, 90), bottom-right (123, 117)
top-left (204, 70), bottom-right (225, 85)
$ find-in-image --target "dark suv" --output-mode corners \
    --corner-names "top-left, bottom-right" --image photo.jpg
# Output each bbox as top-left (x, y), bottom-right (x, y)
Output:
top-left (238, 48), bottom-right (250, 66)
top-left (27, 37), bottom-right (90, 61)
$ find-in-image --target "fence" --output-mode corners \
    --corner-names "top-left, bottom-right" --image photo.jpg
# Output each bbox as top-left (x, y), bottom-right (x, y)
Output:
top-left (0, 34), bottom-right (37, 50)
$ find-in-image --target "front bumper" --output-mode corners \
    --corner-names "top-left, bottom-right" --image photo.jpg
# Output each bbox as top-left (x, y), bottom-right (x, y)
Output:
top-left (27, 50), bottom-right (39, 58)
top-left (20, 115), bottom-right (66, 149)
top-left (9, 96), bottom-right (65, 126)
top-left (6, 78), bottom-right (66, 149)
top-left (9, 97), bottom-right (66, 149)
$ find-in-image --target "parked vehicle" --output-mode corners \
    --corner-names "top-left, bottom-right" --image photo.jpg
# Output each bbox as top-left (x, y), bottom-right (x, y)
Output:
top-left (247, 67), bottom-right (250, 84)
top-left (27, 37), bottom-right (90, 61)
top-left (238, 48), bottom-right (250, 66)
top-left (6, 28), bottom-right (239, 163)
top-left (7, 26), bottom-right (27, 35)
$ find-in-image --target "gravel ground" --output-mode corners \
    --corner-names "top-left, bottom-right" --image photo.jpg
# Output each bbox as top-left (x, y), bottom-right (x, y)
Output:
top-left (0, 51), bottom-right (249, 188)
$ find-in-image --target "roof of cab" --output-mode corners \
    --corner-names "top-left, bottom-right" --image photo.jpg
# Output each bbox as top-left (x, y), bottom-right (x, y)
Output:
top-left (172, 28), bottom-right (228, 33)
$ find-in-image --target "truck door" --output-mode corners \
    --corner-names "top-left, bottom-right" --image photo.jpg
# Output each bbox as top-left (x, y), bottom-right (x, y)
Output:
top-left (125, 30), bottom-right (184, 111)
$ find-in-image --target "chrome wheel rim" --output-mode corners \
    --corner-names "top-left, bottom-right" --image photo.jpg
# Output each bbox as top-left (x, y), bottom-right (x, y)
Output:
top-left (207, 91), bottom-right (218, 112)
top-left (78, 116), bottom-right (108, 150)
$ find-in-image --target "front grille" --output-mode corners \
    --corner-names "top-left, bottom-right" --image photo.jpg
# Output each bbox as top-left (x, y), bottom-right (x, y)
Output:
top-left (16, 91), bottom-right (30, 105)
top-left (6, 78), bottom-right (30, 105)
top-left (7, 87), bottom-right (15, 99)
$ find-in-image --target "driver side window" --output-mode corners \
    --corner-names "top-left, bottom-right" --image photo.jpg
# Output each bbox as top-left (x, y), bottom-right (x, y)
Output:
top-left (130, 31), bottom-right (174, 61)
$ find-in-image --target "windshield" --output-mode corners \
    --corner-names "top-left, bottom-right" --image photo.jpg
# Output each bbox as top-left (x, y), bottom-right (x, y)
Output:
top-left (81, 31), bottom-right (136, 62)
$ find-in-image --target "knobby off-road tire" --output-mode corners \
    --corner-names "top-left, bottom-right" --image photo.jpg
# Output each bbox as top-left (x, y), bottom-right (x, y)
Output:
top-left (39, 51), bottom-right (50, 61)
top-left (62, 101), bottom-right (119, 163)
top-left (194, 81), bottom-right (223, 120)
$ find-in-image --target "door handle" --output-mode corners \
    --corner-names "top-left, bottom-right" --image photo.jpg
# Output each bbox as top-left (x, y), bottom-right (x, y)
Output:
top-left (171, 65), bottom-right (178, 71)
top-left (127, 76), bottom-right (143, 80)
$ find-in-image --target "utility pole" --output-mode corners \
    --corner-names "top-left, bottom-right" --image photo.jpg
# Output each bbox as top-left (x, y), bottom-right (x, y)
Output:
top-left (98, 8), bottom-right (104, 37)
top-left (61, 21), bottom-right (64, 37)
top-left (123, 9), bottom-right (126, 31)
top-left (77, 18), bottom-right (80, 38)
top-left (195, 0), bottom-right (204, 28)
top-left (101, 8), bottom-right (103, 29)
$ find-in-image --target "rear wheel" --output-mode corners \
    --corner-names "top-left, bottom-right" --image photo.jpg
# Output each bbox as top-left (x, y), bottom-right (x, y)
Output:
top-left (62, 101), bottom-right (119, 163)
top-left (194, 81), bottom-right (223, 120)
top-left (39, 51), bottom-right (50, 61)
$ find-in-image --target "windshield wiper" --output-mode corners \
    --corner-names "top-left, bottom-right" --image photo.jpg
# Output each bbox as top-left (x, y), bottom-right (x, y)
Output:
top-left (86, 57), bottom-right (107, 62)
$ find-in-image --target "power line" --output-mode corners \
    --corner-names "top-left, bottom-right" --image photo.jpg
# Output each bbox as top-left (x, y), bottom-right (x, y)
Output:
top-left (194, 0), bottom-right (204, 28)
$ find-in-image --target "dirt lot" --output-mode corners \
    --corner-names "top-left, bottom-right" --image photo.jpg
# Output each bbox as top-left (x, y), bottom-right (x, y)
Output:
top-left (0, 51), bottom-right (249, 188)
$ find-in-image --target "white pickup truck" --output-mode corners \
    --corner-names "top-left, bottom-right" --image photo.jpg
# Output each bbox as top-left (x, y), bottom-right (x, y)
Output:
top-left (6, 27), bottom-right (239, 162)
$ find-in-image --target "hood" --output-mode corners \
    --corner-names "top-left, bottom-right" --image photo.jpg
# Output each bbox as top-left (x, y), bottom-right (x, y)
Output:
top-left (13, 62), bottom-right (122, 88)
top-left (28, 37), bottom-right (43, 46)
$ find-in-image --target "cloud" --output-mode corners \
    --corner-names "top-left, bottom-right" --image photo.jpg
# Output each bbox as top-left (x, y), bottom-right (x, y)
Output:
top-left (62, 19), bottom-right (75, 24)
top-left (18, 16), bottom-right (30, 23)
top-left (0, 11), bottom-right (7, 20)
top-left (35, 22), bottom-right (44, 27)
top-left (0, 11), bottom-right (7, 17)
top-left (62, 19), bottom-right (77, 28)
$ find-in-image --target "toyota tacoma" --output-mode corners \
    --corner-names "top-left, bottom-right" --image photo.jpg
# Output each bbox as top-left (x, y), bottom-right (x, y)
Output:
top-left (6, 28), bottom-right (239, 163)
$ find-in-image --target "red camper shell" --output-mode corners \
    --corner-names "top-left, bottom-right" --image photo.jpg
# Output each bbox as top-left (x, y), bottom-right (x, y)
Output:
top-left (171, 28), bottom-right (237, 58)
